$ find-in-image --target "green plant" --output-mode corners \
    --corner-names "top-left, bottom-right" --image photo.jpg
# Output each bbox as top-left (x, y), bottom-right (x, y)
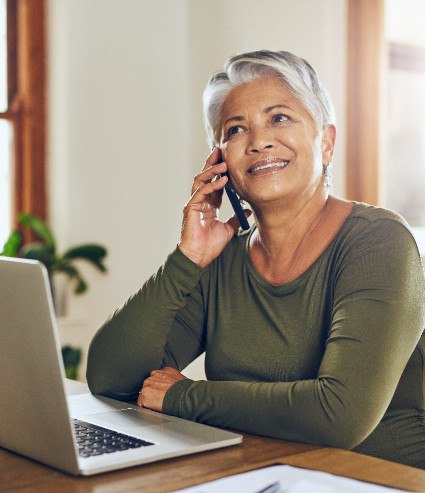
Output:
top-left (1, 213), bottom-right (107, 295)
top-left (61, 346), bottom-right (82, 380)
top-left (1, 212), bottom-right (108, 380)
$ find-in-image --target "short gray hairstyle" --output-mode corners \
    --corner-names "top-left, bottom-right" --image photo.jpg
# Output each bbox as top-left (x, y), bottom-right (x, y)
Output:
top-left (203, 50), bottom-right (336, 148)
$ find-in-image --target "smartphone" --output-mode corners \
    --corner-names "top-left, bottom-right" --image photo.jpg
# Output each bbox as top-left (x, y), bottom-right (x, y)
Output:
top-left (215, 151), bottom-right (250, 230)
top-left (223, 175), bottom-right (250, 230)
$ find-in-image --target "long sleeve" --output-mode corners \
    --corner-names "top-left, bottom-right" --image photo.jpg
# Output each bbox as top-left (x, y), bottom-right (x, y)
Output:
top-left (86, 247), bottom-right (205, 401)
top-left (163, 215), bottom-right (425, 450)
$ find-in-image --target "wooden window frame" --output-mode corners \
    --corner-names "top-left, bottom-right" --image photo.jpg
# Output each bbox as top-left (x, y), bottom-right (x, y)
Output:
top-left (0, 0), bottom-right (47, 230)
top-left (346, 0), bottom-right (384, 204)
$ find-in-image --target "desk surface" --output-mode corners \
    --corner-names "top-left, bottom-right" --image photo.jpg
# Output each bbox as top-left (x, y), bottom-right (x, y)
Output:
top-left (2, 380), bottom-right (425, 492)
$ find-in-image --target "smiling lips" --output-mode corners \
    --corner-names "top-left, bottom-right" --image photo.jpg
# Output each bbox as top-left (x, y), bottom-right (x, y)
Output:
top-left (247, 158), bottom-right (290, 175)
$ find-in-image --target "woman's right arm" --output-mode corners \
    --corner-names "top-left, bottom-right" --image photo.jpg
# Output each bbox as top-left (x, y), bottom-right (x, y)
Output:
top-left (86, 247), bottom-right (205, 402)
top-left (87, 148), bottom-right (244, 401)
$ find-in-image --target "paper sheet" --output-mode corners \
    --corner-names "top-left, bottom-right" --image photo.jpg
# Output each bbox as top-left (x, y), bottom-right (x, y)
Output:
top-left (172, 464), bottom-right (410, 493)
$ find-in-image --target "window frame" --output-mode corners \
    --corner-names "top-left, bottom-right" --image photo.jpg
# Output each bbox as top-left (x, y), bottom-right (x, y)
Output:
top-left (0, 0), bottom-right (47, 231)
top-left (346, 0), bottom-right (385, 205)
top-left (346, 0), bottom-right (425, 259)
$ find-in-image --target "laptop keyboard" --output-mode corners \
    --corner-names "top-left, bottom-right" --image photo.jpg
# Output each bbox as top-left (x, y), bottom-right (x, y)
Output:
top-left (73, 419), bottom-right (154, 458)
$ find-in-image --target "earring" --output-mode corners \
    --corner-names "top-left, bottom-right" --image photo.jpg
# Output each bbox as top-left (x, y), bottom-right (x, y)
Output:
top-left (323, 163), bottom-right (332, 188)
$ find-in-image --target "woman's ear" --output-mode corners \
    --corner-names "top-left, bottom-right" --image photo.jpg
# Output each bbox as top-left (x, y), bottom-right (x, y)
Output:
top-left (321, 124), bottom-right (336, 164)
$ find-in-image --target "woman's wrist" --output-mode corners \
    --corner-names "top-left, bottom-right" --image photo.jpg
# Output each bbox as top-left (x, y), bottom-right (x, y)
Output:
top-left (177, 242), bottom-right (208, 268)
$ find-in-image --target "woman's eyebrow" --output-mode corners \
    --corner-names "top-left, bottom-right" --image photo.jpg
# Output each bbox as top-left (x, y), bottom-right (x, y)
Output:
top-left (223, 115), bottom-right (245, 127)
top-left (223, 104), bottom-right (293, 127)
top-left (264, 104), bottom-right (292, 113)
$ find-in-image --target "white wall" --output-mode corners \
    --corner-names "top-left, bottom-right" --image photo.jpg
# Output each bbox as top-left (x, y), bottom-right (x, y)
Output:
top-left (48, 0), bottom-right (347, 379)
top-left (48, 0), bottom-right (192, 311)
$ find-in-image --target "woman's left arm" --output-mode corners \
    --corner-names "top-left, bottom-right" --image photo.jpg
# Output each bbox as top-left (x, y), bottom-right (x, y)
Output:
top-left (157, 220), bottom-right (425, 449)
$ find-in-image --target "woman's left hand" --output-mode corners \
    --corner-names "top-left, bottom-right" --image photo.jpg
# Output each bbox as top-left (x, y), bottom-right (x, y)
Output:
top-left (137, 367), bottom-right (187, 412)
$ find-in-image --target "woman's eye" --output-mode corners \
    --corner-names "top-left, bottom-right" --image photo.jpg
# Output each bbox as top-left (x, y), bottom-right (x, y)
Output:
top-left (226, 125), bottom-right (245, 139)
top-left (272, 114), bottom-right (290, 123)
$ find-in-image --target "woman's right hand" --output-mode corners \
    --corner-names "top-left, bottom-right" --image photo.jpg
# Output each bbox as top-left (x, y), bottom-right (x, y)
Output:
top-left (178, 147), bottom-right (245, 268)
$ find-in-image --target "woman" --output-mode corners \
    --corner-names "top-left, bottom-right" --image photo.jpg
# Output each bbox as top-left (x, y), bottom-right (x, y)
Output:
top-left (87, 50), bottom-right (425, 468)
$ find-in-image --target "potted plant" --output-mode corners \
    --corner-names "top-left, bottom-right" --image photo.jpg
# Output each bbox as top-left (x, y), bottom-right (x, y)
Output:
top-left (1, 212), bottom-right (108, 379)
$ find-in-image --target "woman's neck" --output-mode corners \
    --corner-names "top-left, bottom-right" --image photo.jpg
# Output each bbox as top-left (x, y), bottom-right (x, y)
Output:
top-left (249, 194), bottom-right (352, 285)
top-left (251, 190), bottom-right (329, 256)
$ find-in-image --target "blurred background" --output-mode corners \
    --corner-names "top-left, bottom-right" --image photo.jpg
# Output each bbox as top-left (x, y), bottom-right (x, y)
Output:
top-left (1, 0), bottom-right (424, 379)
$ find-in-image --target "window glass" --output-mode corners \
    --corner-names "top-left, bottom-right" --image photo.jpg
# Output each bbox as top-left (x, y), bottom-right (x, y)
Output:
top-left (385, 56), bottom-right (425, 226)
top-left (384, 0), bottom-right (425, 236)
top-left (0, 0), bottom-right (7, 112)
top-left (0, 119), bottom-right (12, 247)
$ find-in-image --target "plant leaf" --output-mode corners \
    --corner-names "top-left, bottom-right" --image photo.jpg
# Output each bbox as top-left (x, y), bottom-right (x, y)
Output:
top-left (61, 345), bottom-right (82, 380)
top-left (54, 261), bottom-right (88, 295)
top-left (21, 243), bottom-right (56, 269)
top-left (54, 262), bottom-right (78, 277)
top-left (74, 277), bottom-right (87, 294)
top-left (0, 230), bottom-right (22, 256)
top-left (62, 345), bottom-right (82, 366)
top-left (62, 244), bottom-right (107, 272)
top-left (18, 213), bottom-right (56, 249)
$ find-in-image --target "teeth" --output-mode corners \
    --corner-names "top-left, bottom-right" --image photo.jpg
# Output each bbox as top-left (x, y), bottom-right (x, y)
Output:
top-left (249, 160), bottom-right (289, 173)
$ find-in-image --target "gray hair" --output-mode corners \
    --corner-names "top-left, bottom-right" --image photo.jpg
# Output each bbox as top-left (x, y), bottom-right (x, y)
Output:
top-left (203, 50), bottom-right (336, 148)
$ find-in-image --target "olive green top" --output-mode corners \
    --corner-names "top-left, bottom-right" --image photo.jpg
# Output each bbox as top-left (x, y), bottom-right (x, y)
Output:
top-left (86, 203), bottom-right (425, 468)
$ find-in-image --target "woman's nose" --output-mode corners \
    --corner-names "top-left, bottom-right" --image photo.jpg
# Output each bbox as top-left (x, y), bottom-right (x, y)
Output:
top-left (247, 129), bottom-right (275, 154)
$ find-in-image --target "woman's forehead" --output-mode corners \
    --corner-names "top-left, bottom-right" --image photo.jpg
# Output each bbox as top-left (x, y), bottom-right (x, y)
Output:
top-left (221, 77), bottom-right (308, 121)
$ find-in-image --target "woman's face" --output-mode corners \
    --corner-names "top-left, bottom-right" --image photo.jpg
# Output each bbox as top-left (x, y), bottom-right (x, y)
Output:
top-left (219, 77), bottom-right (335, 208)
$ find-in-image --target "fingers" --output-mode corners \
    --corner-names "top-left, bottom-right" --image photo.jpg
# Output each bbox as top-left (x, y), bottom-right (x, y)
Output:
top-left (203, 146), bottom-right (222, 170)
top-left (191, 148), bottom-right (227, 195)
top-left (191, 164), bottom-right (227, 197)
top-left (137, 368), bottom-right (187, 411)
top-left (187, 174), bottom-right (228, 212)
top-left (150, 367), bottom-right (185, 381)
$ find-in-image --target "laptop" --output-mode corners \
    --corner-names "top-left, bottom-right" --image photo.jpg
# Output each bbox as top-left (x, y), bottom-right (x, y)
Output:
top-left (0, 256), bottom-right (242, 476)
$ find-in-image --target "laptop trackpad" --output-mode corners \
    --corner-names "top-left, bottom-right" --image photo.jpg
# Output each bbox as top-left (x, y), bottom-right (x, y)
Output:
top-left (88, 408), bottom-right (171, 431)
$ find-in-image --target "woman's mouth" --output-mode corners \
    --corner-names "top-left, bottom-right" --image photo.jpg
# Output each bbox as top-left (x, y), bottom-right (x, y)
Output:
top-left (247, 159), bottom-right (290, 175)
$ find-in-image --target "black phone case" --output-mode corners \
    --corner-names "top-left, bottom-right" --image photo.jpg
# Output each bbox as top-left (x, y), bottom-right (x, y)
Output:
top-left (224, 173), bottom-right (250, 230)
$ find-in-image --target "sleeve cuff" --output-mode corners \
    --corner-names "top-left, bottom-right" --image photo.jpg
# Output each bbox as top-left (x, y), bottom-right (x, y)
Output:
top-left (163, 247), bottom-right (204, 291)
top-left (163, 378), bottom-right (194, 418)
